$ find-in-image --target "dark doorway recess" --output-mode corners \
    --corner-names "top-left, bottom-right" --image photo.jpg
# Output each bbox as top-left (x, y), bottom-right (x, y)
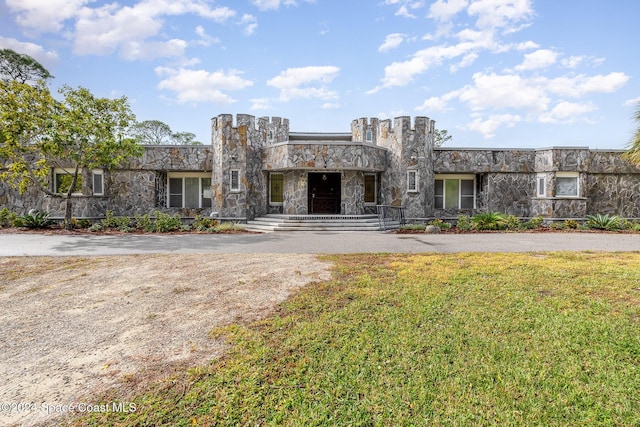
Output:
top-left (308, 172), bottom-right (341, 214)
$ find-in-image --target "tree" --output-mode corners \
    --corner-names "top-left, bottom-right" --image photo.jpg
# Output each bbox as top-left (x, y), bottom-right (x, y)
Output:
top-left (132, 119), bottom-right (203, 145)
top-left (0, 82), bottom-right (142, 229)
top-left (0, 48), bottom-right (53, 84)
top-left (624, 101), bottom-right (640, 165)
top-left (172, 131), bottom-right (202, 145)
top-left (434, 128), bottom-right (452, 147)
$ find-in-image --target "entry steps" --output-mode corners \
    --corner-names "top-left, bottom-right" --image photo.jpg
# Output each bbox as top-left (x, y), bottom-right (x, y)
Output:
top-left (244, 214), bottom-right (399, 232)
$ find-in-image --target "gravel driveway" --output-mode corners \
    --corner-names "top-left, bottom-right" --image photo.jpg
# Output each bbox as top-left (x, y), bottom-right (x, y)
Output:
top-left (0, 254), bottom-right (331, 427)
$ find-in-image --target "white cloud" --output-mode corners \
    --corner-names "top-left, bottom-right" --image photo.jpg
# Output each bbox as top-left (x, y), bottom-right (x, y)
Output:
top-left (251, 0), bottom-right (308, 11)
top-left (561, 55), bottom-right (584, 69)
top-left (624, 97), bottom-right (640, 107)
top-left (466, 113), bottom-right (522, 139)
top-left (195, 26), bottom-right (220, 47)
top-left (457, 72), bottom-right (550, 112)
top-left (515, 49), bottom-right (558, 71)
top-left (6, 0), bottom-right (89, 32)
top-left (239, 14), bottom-right (258, 36)
top-left (7, 0), bottom-right (236, 58)
top-left (538, 101), bottom-right (596, 123)
top-left (429, 0), bottom-right (469, 21)
top-left (268, 66), bottom-right (340, 101)
top-left (545, 72), bottom-right (630, 98)
top-left (321, 102), bottom-right (341, 109)
top-left (0, 37), bottom-right (58, 66)
top-left (250, 98), bottom-right (272, 110)
top-left (155, 67), bottom-right (253, 103)
top-left (415, 96), bottom-right (451, 112)
top-left (379, 33), bottom-right (406, 53)
top-left (369, 42), bottom-right (477, 92)
top-left (467, 0), bottom-right (534, 31)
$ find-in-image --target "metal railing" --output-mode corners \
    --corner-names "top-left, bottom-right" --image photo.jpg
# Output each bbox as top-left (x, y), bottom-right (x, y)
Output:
top-left (376, 205), bottom-right (405, 231)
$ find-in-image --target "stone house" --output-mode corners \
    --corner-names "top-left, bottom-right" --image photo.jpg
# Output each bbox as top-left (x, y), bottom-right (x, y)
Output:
top-left (2, 113), bottom-right (640, 222)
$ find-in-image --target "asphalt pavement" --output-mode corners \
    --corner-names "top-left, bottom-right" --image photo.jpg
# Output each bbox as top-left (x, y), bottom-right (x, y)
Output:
top-left (1, 231), bottom-right (640, 256)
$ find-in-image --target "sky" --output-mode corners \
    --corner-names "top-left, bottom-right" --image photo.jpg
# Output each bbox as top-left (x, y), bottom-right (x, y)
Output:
top-left (1, 0), bottom-right (639, 149)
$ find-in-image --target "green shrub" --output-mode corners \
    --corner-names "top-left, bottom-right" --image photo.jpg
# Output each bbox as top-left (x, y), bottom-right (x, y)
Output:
top-left (192, 215), bottom-right (218, 232)
top-left (0, 208), bottom-right (19, 227)
top-left (456, 214), bottom-right (472, 231)
top-left (522, 216), bottom-right (544, 229)
top-left (585, 214), bottom-right (620, 231)
top-left (427, 218), bottom-right (451, 230)
top-left (503, 214), bottom-right (521, 230)
top-left (152, 211), bottom-right (182, 232)
top-left (213, 221), bottom-right (245, 233)
top-left (550, 221), bottom-right (566, 230)
top-left (88, 223), bottom-right (104, 232)
top-left (563, 219), bottom-right (580, 229)
top-left (19, 211), bottom-right (53, 229)
top-left (472, 211), bottom-right (507, 230)
top-left (72, 218), bottom-right (93, 229)
top-left (134, 213), bottom-right (154, 232)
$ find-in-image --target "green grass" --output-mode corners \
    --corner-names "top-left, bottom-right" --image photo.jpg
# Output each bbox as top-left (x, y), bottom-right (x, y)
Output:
top-left (77, 253), bottom-right (640, 426)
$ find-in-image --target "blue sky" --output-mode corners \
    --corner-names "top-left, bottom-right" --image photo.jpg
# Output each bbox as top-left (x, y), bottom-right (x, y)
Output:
top-left (1, 0), bottom-right (639, 149)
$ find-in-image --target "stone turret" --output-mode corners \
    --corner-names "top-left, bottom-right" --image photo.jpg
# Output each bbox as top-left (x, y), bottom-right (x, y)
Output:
top-left (356, 116), bottom-right (435, 219)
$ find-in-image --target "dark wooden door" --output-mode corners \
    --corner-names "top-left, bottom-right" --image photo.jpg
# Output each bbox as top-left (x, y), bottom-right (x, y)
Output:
top-left (308, 173), bottom-right (341, 214)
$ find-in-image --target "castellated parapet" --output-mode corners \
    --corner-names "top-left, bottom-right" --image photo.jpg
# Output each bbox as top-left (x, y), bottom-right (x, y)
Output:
top-left (351, 116), bottom-right (436, 218)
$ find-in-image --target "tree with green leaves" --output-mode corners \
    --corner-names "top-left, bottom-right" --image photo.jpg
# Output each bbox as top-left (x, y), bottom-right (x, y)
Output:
top-left (132, 119), bottom-right (202, 145)
top-left (0, 81), bottom-right (142, 229)
top-left (434, 128), bottom-right (452, 147)
top-left (624, 101), bottom-right (640, 165)
top-left (0, 48), bottom-right (53, 84)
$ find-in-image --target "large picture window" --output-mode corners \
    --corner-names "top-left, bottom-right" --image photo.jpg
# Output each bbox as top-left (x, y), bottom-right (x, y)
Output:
top-left (555, 172), bottom-right (579, 197)
top-left (269, 173), bottom-right (284, 205)
top-left (435, 175), bottom-right (475, 209)
top-left (167, 174), bottom-right (212, 208)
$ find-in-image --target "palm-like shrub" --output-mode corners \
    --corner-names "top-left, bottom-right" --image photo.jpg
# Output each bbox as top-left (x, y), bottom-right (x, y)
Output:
top-left (19, 211), bottom-right (53, 228)
top-left (585, 214), bottom-right (620, 231)
top-left (472, 211), bottom-right (507, 230)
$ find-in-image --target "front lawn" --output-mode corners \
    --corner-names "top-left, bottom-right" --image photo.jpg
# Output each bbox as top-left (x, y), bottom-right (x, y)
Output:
top-left (78, 252), bottom-right (640, 426)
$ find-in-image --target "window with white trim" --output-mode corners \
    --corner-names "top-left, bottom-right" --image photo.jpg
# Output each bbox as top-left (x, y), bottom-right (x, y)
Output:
top-left (555, 172), bottom-right (579, 197)
top-left (364, 173), bottom-right (377, 204)
top-left (230, 169), bottom-right (241, 192)
top-left (407, 170), bottom-right (418, 192)
top-left (269, 173), bottom-right (284, 205)
top-left (434, 174), bottom-right (475, 209)
top-left (54, 168), bottom-right (83, 195)
top-left (536, 174), bottom-right (546, 198)
top-left (167, 173), bottom-right (212, 208)
top-left (365, 129), bottom-right (373, 142)
top-left (92, 170), bottom-right (104, 196)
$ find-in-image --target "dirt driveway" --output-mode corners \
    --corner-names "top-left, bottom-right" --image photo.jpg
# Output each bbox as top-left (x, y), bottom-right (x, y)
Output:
top-left (0, 254), bottom-right (332, 427)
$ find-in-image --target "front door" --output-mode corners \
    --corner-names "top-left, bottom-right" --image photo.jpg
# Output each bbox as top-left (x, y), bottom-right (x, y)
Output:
top-left (308, 173), bottom-right (341, 214)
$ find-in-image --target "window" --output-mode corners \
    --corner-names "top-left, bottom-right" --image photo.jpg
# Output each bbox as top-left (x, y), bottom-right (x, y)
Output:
top-left (269, 173), bottom-right (284, 205)
top-left (167, 174), bottom-right (212, 208)
top-left (536, 174), bottom-right (546, 198)
top-left (556, 172), bottom-right (579, 197)
top-left (54, 168), bottom-right (82, 195)
top-left (230, 169), bottom-right (241, 192)
top-left (407, 170), bottom-right (418, 192)
top-left (92, 170), bottom-right (104, 196)
top-left (364, 174), bottom-right (377, 204)
top-left (435, 175), bottom-right (475, 209)
top-left (268, 130), bottom-right (274, 142)
top-left (365, 129), bottom-right (373, 142)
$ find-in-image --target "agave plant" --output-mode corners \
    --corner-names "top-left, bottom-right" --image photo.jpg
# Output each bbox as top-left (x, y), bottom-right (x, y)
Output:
top-left (585, 214), bottom-right (620, 231)
top-left (19, 210), bottom-right (53, 228)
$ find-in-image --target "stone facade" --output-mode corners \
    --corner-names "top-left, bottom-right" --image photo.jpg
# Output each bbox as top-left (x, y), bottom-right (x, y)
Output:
top-left (2, 113), bottom-right (640, 221)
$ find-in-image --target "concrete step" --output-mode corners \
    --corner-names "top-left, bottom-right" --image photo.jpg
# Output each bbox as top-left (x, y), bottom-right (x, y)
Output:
top-left (244, 214), bottom-right (392, 233)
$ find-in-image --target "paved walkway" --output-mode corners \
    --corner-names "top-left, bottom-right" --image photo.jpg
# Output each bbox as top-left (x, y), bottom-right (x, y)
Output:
top-left (1, 231), bottom-right (640, 256)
